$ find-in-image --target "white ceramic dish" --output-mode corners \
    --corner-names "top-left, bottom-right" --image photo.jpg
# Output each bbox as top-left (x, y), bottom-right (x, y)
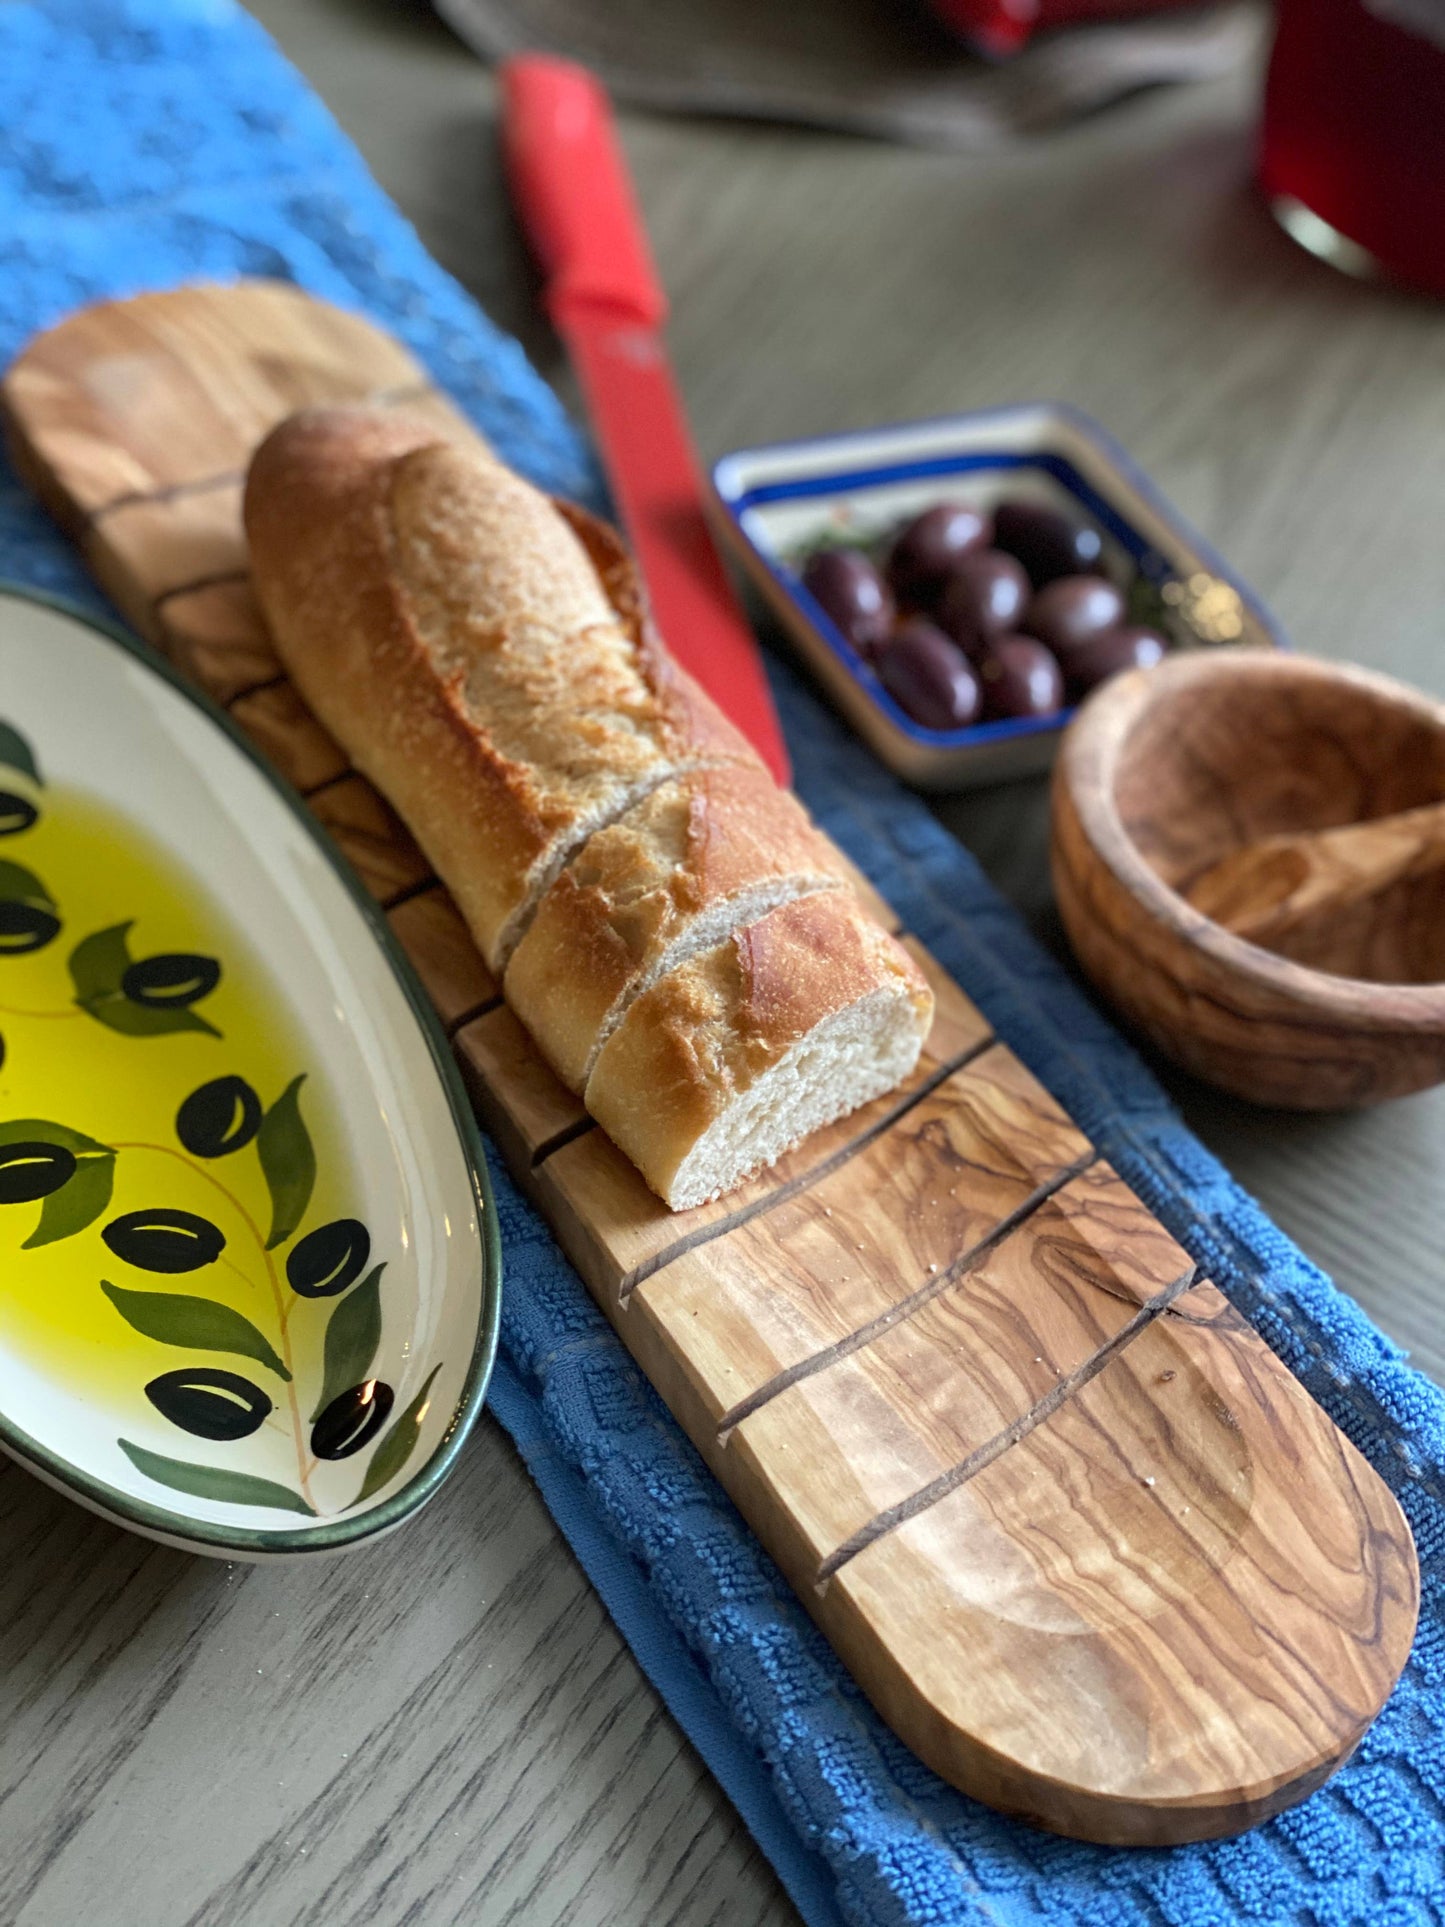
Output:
top-left (0, 588), bottom-right (499, 1558)
top-left (712, 403), bottom-right (1285, 790)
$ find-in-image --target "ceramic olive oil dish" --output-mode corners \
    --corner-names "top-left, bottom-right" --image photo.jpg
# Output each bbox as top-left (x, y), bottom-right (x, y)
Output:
top-left (0, 588), bottom-right (498, 1557)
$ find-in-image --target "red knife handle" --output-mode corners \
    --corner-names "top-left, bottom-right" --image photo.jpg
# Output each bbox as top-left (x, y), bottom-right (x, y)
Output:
top-left (500, 55), bottom-right (667, 328)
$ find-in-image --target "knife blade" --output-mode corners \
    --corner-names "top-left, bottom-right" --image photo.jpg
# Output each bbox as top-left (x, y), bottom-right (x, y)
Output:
top-left (499, 54), bottom-right (791, 785)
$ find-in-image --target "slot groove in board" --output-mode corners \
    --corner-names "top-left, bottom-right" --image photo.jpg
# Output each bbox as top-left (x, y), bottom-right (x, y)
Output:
top-left (612, 1031), bottom-right (998, 1301)
top-left (814, 1265), bottom-right (1201, 1585)
top-left (155, 565), bottom-right (249, 607)
top-left (530, 1115), bottom-right (598, 1167)
top-left (381, 873), bottom-right (441, 913)
top-left (222, 672), bottom-right (286, 707)
top-left (79, 379), bottom-right (442, 525)
top-left (444, 994), bottom-right (505, 1039)
top-left (88, 467), bottom-right (244, 523)
top-left (718, 1143), bottom-right (1101, 1437)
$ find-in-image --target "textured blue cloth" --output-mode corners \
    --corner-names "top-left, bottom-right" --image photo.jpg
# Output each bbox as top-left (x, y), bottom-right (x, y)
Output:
top-left (1, 7), bottom-right (1442, 1924)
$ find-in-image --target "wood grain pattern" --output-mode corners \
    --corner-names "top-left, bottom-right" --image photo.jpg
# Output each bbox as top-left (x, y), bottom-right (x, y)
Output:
top-left (2, 15), bottom-right (1441, 1924)
top-left (0, 279), bottom-right (1418, 1850)
top-left (1183, 798), bottom-right (1445, 973)
top-left (386, 886), bottom-right (501, 1030)
top-left (1053, 650), bottom-right (1445, 1108)
top-left (228, 676), bottom-right (350, 795)
top-left (155, 578), bottom-right (283, 702)
top-left (305, 772), bottom-right (432, 906)
top-left (828, 1280), bottom-right (1417, 1842)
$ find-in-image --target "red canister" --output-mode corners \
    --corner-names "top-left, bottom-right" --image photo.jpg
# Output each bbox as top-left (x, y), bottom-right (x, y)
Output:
top-left (1260, 0), bottom-right (1445, 298)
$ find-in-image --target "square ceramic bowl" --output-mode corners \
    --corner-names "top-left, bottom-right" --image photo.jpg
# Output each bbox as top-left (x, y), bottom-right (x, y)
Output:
top-left (712, 403), bottom-right (1285, 790)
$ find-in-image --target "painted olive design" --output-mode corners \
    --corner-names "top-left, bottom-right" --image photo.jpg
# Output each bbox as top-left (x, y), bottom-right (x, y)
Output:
top-left (120, 953), bottom-right (221, 1010)
top-left (102, 1208), bottom-right (226, 1273)
top-left (0, 1141), bottom-right (77, 1204)
top-left (145, 1367), bottom-right (271, 1441)
top-left (286, 1218), bottom-right (371, 1298)
top-left (176, 1075), bottom-right (262, 1160)
top-left (0, 792), bottom-right (38, 837)
top-left (0, 900), bottom-right (60, 954)
top-left (310, 1380), bottom-right (394, 1460)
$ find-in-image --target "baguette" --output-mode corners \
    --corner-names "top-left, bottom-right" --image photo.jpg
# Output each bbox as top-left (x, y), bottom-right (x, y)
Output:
top-left (245, 407), bottom-right (756, 973)
top-left (244, 409), bottom-right (933, 1209)
top-left (505, 763), bottom-right (853, 1094)
top-left (586, 892), bottom-right (934, 1212)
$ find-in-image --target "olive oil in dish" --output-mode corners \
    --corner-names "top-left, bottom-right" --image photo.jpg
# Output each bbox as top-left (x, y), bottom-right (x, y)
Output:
top-left (0, 770), bottom-right (392, 1519)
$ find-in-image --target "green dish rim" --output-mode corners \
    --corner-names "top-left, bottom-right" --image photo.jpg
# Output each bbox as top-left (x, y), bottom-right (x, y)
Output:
top-left (0, 581), bottom-right (502, 1557)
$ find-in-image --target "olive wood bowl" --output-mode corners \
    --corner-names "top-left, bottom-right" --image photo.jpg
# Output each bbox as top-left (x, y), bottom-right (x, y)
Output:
top-left (1051, 649), bottom-right (1445, 1108)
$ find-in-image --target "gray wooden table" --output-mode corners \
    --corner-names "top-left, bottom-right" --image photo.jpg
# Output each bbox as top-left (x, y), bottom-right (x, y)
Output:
top-left (4, 5), bottom-right (1443, 1923)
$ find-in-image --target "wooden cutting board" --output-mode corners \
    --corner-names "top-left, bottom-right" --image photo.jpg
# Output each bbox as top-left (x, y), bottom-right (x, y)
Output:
top-left (1, 282), bottom-right (1418, 1847)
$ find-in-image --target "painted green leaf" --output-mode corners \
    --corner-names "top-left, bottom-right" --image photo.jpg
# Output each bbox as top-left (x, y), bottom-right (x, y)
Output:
top-left (0, 1117), bottom-right (111, 1155)
top-left (118, 1439), bottom-right (313, 1515)
top-left (68, 921), bottom-right (131, 1003)
top-left (0, 721), bottom-right (42, 789)
top-left (101, 1280), bottom-right (291, 1381)
top-left (0, 861), bottom-right (52, 909)
top-left (257, 1075), bottom-right (314, 1250)
top-left (24, 1152), bottom-right (115, 1248)
top-left (356, 1364), bottom-right (442, 1504)
top-left (80, 995), bottom-right (221, 1040)
top-left (311, 1262), bottom-right (385, 1422)
top-left (69, 922), bottom-right (221, 1038)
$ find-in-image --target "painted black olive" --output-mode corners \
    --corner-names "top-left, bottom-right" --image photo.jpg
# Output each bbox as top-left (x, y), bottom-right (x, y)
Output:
top-left (286, 1218), bottom-right (371, 1298)
top-left (102, 1208), bottom-right (225, 1273)
top-left (121, 953), bottom-right (221, 1010)
top-left (0, 792), bottom-right (38, 836)
top-left (0, 900), bottom-right (60, 954)
top-left (0, 1141), bottom-right (76, 1204)
top-left (145, 1367), bottom-right (271, 1441)
top-left (310, 1380), bottom-right (395, 1460)
top-left (176, 1075), bottom-right (262, 1159)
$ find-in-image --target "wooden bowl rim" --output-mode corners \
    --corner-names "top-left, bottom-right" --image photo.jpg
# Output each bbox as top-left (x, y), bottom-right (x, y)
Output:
top-left (1056, 649), bottom-right (1445, 1027)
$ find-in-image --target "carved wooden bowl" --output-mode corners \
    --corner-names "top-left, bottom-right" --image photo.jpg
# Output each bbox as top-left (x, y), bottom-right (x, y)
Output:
top-left (1051, 649), bottom-right (1445, 1108)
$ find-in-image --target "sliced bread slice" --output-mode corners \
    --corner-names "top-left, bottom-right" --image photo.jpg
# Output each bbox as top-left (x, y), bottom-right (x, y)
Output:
top-left (505, 764), bottom-right (853, 1094)
top-left (585, 892), bottom-right (934, 1211)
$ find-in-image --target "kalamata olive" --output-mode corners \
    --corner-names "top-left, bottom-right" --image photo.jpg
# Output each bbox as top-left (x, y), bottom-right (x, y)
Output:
top-left (102, 1207), bottom-right (225, 1273)
top-left (311, 1379), bottom-right (395, 1460)
top-left (145, 1367), bottom-right (271, 1441)
top-left (976, 635), bottom-right (1066, 721)
top-left (938, 551), bottom-right (1030, 659)
top-left (801, 548), bottom-right (894, 654)
top-left (0, 1141), bottom-right (76, 1204)
top-left (876, 618), bottom-right (981, 733)
top-left (0, 900), bottom-right (60, 954)
top-left (176, 1075), bottom-right (263, 1159)
top-left (0, 792), bottom-right (38, 837)
top-left (991, 500), bottom-right (1104, 589)
top-left (1022, 575), bottom-right (1127, 659)
top-left (121, 952), bottom-right (221, 1010)
top-left (1063, 624), bottom-right (1168, 698)
top-left (886, 503), bottom-right (989, 603)
top-left (286, 1218), bottom-right (371, 1298)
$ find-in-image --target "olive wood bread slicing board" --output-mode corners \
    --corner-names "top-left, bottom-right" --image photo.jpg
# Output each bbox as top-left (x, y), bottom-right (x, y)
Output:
top-left (2, 282), bottom-right (1418, 1848)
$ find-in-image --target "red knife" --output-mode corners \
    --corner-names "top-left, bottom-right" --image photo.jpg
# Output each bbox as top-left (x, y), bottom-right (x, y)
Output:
top-left (499, 55), bottom-right (791, 786)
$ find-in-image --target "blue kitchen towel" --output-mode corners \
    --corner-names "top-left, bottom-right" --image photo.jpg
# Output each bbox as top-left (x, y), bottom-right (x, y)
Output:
top-left (0, 7), bottom-right (1441, 1925)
